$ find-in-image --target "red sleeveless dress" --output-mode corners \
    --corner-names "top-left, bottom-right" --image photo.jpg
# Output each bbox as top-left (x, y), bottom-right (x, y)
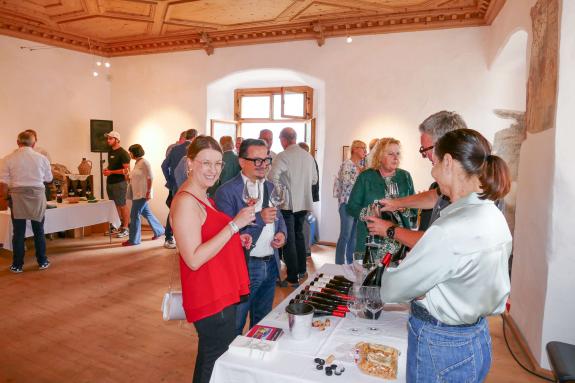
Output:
top-left (178, 192), bottom-right (250, 322)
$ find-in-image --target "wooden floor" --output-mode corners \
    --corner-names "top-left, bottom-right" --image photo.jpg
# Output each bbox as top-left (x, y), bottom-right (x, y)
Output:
top-left (0, 233), bottom-right (544, 383)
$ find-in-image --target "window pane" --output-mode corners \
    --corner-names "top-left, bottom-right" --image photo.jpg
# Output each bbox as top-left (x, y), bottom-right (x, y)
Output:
top-left (211, 121), bottom-right (237, 143)
top-left (240, 96), bottom-right (271, 119)
top-left (241, 122), bottom-right (307, 155)
top-left (282, 92), bottom-right (305, 118)
top-left (272, 95), bottom-right (289, 120)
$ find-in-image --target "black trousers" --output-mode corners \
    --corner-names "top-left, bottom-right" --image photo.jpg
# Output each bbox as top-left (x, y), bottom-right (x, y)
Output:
top-left (281, 210), bottom-right (308, 283)
top-left (192, 304), bottom-right (236, 383)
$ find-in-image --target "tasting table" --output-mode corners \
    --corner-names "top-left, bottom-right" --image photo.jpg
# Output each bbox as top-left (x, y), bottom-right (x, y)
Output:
top-left (211, 263), bottom-right (409, 383)
top-left (0, 200), bottom-right (121, 251)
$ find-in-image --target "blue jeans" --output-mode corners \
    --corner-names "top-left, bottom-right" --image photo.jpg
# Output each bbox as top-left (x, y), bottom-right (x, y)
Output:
top-left (129, 199), bottom-right (165, 244)
top-left (335, 203), bottom-right (357, 265)
top-left (11, 216), bottom-right (47, 268)
top-left (235, 256), bottom-right (279, 335)
top-left (407, 313), bottom-right (492, 383)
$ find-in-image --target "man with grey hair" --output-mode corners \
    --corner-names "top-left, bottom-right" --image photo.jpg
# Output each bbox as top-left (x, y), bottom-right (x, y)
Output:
top-left (373, 111), bottom-right (468, 249)
top-left (0, 131), bottom-right (53, 273)
top-left (269, 127), bottom-right (318, 286)
top-left (258, 129), bottom-right (276, 160)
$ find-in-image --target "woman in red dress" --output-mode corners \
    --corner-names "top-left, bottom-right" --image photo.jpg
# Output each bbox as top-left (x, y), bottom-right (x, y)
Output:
top-left (171, 136), bottom-right (255, 383)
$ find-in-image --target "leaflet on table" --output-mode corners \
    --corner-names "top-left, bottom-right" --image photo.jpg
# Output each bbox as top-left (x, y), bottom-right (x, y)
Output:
top-left (246, 324), bottom-right (284, 341)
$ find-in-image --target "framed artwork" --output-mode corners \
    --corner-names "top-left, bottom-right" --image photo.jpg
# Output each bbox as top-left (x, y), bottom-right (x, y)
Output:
top-left (342, 145), bottom-right (350, 161)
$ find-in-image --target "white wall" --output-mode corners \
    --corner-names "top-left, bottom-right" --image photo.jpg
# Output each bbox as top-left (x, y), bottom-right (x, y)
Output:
top-left (0, 36), bottom-right (112, 198)
top-left (110, 26), bottom-right (526, 241)
top-left (512, 0), bottom-right (575, 369)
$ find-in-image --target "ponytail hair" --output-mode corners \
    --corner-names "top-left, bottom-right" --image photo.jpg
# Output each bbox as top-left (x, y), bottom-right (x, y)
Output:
top-left (434, 129), bottom-right (511, 201)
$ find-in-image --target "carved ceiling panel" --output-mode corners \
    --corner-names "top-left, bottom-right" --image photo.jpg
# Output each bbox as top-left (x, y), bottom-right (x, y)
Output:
top-left (0, 0), bottom-right (505, 56)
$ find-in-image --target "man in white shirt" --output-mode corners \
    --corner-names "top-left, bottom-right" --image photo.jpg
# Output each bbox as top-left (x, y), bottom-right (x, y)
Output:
top-left (0, 131), bottom-right (53, 273)
top-left (214, 138), bottom-right (287, 335)
top-left (269, 127), bottom-right (318, 285)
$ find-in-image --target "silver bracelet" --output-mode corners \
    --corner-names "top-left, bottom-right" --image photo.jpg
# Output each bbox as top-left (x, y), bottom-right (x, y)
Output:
top-left (228, 221), bottom-right (240, 234)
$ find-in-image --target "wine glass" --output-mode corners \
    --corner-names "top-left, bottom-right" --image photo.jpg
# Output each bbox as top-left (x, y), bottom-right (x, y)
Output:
top-left (360, 202), bottom-right (383, 248)
top-left (346, 288), bottom-right (365, 334)
top-left (269, 183), bottom-right (286, 220)
top-left (385, 179), bottom-right (399, 199)
top-left (361, 286), bottom-right (384, 334)
top-left (242, 180), bottom-right (261, 226)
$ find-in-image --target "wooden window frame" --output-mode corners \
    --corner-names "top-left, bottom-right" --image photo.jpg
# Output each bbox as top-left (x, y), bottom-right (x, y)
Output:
top-left (234, 86), bottom-right (313, 122)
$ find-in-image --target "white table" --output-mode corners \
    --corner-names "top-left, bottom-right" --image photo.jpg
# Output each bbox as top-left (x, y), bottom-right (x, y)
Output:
top-left (211, 264), bottom-right (409, 383)
top-left (0, 200), bottom-right (121, 251)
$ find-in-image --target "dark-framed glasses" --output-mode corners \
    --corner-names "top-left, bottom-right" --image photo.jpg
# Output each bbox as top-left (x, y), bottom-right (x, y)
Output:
top-left (242, 157), bottom-right (272, 167)
top-left (419, 145), bottom-right (434, 158)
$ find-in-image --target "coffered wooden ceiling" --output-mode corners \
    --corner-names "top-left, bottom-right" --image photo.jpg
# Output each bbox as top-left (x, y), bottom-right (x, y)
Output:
top-left (0, 0), bottom-right (505, 56)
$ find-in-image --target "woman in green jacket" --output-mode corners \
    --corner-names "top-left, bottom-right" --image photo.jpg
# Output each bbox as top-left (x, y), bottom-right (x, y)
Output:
top-left (347, 137), bottom-right (415, 253)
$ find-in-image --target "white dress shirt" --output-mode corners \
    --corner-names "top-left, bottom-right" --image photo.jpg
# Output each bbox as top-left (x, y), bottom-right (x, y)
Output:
top-left (129, 158), bottom-right (154, 200)
top-left (0, 147), bottom-right (53, 187)
top-left (241, 173), bottom-right (275, 258)
top-left (381, 192), bottom-right (512, 325)
top-left (268, 144), bottom-right (318, 212)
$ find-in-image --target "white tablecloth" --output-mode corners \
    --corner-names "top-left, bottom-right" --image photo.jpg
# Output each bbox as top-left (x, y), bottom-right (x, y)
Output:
top-left (0, 200), bottom-right (121, 251)
top-left (211, 264), bottom-right (409, 383)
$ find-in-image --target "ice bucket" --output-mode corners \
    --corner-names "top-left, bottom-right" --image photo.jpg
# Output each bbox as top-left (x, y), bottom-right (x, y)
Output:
top-left (285, 302), bottom-right (314, 340)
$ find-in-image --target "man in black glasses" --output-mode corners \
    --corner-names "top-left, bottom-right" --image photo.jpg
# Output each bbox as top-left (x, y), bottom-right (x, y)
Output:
top-left (214, 138), bottom-right (287, 335)
top-left (371, 111), bottom-right (468, 249)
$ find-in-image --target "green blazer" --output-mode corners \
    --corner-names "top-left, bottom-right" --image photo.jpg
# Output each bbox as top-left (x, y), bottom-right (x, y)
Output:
top-left (347, 168), bottom-right (415, 253)
top-left (207, 150), bottom-right (241, 196)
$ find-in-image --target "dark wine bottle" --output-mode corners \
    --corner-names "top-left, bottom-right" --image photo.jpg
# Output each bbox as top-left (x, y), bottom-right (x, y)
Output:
top-left (304, 285), bottom-right (351, 300)
top-left (317, 274), bottom-right (354, 285)
top-left (295, 294), bottom-right (349, 312)
top-left (309, 281), bottom-right (350, 294)
top-left (362, 238), bottom-right (374, 268)
top-left (290, 299), bottom-right (345, 317)
top-left (362, 252), bottom-right (392, 287)
top-left (314, 276), bottom-right (353, 287)
top-left (301, 290), bottom-right (350, 304)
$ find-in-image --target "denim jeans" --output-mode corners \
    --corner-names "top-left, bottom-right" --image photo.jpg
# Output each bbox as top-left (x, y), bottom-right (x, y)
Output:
top-left (129, 199), bottom-right (165, 244)
top-left (235, 256), bottom-right (278, 335)
top-left (281, 210), bottom-right (308, 283)
top-left (164, 191), bottom-right (173, 241)
top-left (11, 216), bottom-right (47, 268)
top-left (335, 203), bottom-right (357, 265)
top-left (407, 314), bottom-right (492, 383)
top-left (193, 304), bottom-right (236, 383)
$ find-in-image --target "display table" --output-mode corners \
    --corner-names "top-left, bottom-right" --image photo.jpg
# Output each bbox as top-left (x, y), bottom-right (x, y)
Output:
top-left (211, 264), bottom-right (409, 383)
top-left (0, 200), bottom-right (121, 251)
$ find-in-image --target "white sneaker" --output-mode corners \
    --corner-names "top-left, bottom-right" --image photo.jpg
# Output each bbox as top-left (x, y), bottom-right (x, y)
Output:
top-left (164, 239), bottom-right (176, 249)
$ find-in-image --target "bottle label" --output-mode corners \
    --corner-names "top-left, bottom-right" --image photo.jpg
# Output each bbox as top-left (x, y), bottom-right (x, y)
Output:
top-left (308, 286), bottom-right (322, 293)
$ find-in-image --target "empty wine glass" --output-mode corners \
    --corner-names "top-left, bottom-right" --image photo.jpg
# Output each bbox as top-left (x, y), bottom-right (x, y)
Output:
top-left (346, 288), bottom-right (365, 335)
top-left (242, 180), bottom-right (260, 226)
top-left (385, 179), bottom-right (399, 199)
top-left (360, 202), bottom-right (383, 248)
top-left (361, 286), bottom-right (384, 334)
top-left (269, 183), bottom-right (286, 221)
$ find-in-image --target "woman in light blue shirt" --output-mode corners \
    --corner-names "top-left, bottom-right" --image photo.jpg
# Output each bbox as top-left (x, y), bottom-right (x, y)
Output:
top-left (368, 129), bottom-right (512, 382)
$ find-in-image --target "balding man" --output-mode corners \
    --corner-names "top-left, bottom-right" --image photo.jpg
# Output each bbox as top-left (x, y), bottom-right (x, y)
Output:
top-left (259, 129), bottom-right (276, 160)
top-left (0, 131), bottom-right (53, 273)
top-left (269, 127), bottom-right (318, 286)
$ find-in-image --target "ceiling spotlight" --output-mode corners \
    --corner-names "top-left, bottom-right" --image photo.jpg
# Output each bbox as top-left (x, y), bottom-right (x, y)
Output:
top-left (104, 62), bottom-right (111, 68)
top-left (93, 71), bottom-right (99, 77)
top-left (96, 61), bottom-right (102, 66)
top-left (346, 36), bottom-right (353, 43)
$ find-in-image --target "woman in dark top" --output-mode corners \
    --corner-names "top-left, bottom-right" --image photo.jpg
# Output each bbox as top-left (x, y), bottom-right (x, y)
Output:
top-left (170, 136), bottom-right (255, 383)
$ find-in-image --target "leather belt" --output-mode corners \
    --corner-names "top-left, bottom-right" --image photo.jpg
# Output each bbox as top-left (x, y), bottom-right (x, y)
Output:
top-left (250, 255), bottom-right (273, 262)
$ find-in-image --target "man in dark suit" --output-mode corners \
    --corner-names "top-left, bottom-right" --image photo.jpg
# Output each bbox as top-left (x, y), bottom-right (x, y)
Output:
top-left (207, 136), bottom-right (240, 196)
top-left (161, 128), bottom-right (197, 249)
top-left (215, 138), bottom-right (287, 335)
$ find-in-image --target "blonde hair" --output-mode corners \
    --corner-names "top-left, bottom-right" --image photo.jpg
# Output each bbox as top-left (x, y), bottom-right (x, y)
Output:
top-left (370, 137), bottom-right (401, 169)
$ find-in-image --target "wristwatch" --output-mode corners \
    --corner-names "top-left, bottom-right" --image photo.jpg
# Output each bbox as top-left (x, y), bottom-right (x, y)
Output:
top-left (386, 225), bottom-right (397, 239)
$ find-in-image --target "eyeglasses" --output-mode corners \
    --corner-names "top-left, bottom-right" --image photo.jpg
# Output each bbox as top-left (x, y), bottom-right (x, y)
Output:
top-left (242, 157), bottom-right (272, 167)
top-left (194, 160), bottom-right (225, 171)
top-left (419, 145), bottom-right (434, 158)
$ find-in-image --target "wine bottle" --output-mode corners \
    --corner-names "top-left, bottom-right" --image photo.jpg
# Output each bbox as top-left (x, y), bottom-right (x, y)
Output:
top-left (56, 185), bottom-right (63, 203)
top-left (362, 252), bottom-right (392, 287)
top-left (317, 274), bottom-right (354, 285)
top-left (314, 276), bottom-right (353, 287)
top-left (362, 238), bottom-right (374, 268)
top-left (301, 290), bottom-right (350, 304)
top-left (290, 299), bottom-right (345, 317)
top-left (309, 281), bottom-right (350, 294)
top-left (295, 294), bottom-right (349, 312)
top-left (304, 285), bottom-right (351, 300)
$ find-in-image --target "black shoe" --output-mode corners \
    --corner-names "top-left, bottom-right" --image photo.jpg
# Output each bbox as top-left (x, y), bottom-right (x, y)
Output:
top-left (10, 265), bottom-right (23, 273)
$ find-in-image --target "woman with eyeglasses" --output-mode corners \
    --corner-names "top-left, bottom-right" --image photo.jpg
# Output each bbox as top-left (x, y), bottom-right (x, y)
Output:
top-left (346, 137), bottom-right (415, 255)
top-left (170, 135), bottom-right (255, 383)
top-left (333, 140), bottom-right (366, 264)
top-left (376, 129), bottom-right (512, 382)
top-left (121, 144), bottom-right (165, 246)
